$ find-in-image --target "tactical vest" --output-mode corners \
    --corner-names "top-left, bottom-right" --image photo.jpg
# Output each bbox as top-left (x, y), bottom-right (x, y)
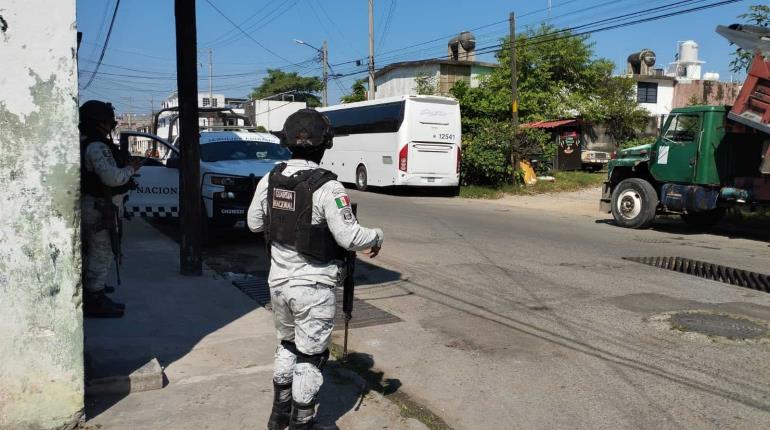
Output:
top-left (267, 163), bottom-right (345, 263)
top-left (81, 137), bottom-right (133, 197)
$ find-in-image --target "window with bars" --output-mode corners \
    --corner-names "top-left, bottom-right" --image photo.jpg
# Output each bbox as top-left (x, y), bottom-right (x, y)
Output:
top-left (202, 97), bottom-right (210, 107)
top-left (637, 82), bottom-right (658, 104)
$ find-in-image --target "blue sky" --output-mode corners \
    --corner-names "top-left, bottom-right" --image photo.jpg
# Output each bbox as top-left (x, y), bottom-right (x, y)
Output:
top-left (76, 0), bottom-right (753, 114)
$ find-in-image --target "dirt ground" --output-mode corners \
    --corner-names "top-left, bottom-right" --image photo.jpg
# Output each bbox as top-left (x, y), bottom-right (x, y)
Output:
top-left (486, 186), bottom-right (605, 218)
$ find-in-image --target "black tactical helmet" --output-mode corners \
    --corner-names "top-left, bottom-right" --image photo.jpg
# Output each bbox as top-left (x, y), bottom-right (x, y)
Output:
top-left (79, 100), bottom-right (117, 127)
top-left (280, 108), bottom-right (333, 149)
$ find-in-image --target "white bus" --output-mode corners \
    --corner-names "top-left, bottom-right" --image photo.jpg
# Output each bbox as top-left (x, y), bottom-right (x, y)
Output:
top-left (318, 95), bottom-right (461, 190)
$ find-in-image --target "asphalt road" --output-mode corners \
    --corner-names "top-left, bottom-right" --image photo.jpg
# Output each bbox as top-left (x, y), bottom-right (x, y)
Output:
top-left (195, 188), bottom-right (770, 429)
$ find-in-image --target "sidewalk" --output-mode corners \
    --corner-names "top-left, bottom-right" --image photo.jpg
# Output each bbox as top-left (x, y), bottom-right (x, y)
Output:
top-left (82, 218), bottom-right (424, 430)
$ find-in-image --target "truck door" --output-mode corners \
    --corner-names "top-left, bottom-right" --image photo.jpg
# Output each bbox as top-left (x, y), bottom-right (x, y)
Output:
top-left (119, 132), bottom-right (180, 218)
top-left (650, 113), bottom-right (701, 183)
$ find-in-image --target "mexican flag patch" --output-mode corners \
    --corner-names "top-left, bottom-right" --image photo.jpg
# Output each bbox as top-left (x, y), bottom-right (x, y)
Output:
top-left (335, 195), bottom-right (351, 209)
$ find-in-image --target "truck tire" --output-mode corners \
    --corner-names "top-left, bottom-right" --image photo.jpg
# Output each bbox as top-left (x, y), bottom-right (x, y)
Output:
top-left (355, 165), bottom-right (368, 191)
top-left (681, 208), bottom-right (725, 228)
top-left (611, 178), bottom-right (658, 229)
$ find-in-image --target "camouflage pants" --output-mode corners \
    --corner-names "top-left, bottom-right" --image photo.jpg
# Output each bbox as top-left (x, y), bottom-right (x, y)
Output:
top-left (271, 283), bottom-right (336, 404)
top-left (82, 196), bottom-right (112, 293)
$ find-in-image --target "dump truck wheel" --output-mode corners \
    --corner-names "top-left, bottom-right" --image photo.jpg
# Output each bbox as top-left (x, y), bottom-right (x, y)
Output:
top-left (611, 178), bottom-right (658, 229)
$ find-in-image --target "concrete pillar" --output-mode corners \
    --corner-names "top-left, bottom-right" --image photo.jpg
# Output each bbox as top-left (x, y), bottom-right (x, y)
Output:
top-left (0, 1), bottom-right (84, 429)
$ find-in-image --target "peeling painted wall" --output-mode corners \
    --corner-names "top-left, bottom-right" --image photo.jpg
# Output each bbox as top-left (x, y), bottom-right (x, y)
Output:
top-left (0, 1), bottom-right (84, 429)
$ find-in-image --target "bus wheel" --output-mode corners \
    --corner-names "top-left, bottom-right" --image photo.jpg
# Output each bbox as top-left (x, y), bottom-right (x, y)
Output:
top-left (356, 165), bottom-right (368, 191)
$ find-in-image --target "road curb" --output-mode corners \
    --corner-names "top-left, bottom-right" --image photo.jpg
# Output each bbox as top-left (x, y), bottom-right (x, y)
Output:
top-left (85, 356), bottom-right (164, 396)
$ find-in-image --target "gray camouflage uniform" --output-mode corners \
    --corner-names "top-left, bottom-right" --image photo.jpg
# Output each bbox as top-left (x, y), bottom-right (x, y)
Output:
top-left (247, 159), bottom-right (383, 404)
top-left (82, 139), bottom-right (135, 293)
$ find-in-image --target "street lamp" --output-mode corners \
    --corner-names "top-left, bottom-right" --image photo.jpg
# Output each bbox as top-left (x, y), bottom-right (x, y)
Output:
top-left (294, 39), bottom-right (328, 107)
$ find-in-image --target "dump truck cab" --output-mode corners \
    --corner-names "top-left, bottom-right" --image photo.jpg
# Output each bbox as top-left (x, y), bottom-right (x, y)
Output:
top-left (601, 105), bottom-right (770, 228)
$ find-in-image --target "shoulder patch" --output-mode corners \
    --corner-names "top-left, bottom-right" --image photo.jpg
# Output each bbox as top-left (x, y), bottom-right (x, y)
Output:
top-left (334, 195), bottom-right (350, 209)
top-left (102, 149), bottom-right (113, 158)
top-left (340, 206), bottom-right (355, 223)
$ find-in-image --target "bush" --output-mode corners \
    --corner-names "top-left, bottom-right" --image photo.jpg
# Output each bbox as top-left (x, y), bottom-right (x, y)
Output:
top-left (460, 120), bottom-right (550, 186)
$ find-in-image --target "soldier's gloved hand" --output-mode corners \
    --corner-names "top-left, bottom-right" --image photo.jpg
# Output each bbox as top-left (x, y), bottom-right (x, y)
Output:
top-left (363, 245), bottom-right (381, 258)
top-left (362, 228), bottom-right (384, 258)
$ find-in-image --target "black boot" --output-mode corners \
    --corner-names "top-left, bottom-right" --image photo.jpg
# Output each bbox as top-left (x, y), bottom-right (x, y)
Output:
top-left (84, 290), bottom-right (125, 318)
top-left (267, 381), bottom-right (292, 430)
top-left (289, 400), bottom-right (315, 430)
top-left (289, 400), bottom-right (339, 430)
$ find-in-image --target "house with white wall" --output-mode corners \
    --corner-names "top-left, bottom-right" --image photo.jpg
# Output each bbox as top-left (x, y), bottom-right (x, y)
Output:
top-left (374, 59), bottom-right (497, 99)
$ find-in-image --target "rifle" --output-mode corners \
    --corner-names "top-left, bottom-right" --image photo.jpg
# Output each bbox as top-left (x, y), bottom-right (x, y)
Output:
top-left (342, 203), bottom-right (357, 359)
top-left (97, 189), bottom-right (122, 286)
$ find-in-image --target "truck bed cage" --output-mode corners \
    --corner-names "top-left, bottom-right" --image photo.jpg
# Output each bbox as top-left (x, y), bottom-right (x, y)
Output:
top-left (153, 106), bottom-right (254, 141)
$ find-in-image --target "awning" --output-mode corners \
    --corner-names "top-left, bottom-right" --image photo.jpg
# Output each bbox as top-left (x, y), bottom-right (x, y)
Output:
top-left (521, 119), bottom-right (579, 129)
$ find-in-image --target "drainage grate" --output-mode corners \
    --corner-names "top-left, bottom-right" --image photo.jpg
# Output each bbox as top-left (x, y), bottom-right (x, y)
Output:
top-left (232, 279), bottom-right (402, 330)
top-left (624, 256), bottom-right (770, 293)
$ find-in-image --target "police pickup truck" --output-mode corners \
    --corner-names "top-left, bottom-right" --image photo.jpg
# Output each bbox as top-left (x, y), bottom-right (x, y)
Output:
top-left (118, 107), bottom-right (290, 233)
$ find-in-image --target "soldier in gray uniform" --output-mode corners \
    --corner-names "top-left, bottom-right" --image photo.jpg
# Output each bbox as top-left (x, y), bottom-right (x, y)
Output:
top-left (80, 100), bottom-right (141, 318)
top-left (247, 109), bottom-right (384, 430)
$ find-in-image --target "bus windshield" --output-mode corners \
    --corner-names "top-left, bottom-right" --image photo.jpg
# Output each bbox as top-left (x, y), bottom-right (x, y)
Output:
top-left (200, 140), bottom-right (291, 162)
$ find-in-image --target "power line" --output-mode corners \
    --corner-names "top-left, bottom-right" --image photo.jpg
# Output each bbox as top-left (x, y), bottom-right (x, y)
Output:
top-left (204, 0), bottom-right (300, 65)
top-left (82, 0), bottom-right (121, 89)
top-left (331, 0), bottom-right (744, 78)
top-left (206, 0), bottom-right (298, 49)
top-left (377, 0), bottom-right (397, 52)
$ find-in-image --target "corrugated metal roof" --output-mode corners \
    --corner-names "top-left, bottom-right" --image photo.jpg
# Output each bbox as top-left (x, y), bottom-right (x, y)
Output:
top-left (521, 119), bottom-right (579, 129)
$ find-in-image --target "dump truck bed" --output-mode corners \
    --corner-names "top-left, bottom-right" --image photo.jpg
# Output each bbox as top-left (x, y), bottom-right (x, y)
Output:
top-left (717, 25), bottom-right (770, 135)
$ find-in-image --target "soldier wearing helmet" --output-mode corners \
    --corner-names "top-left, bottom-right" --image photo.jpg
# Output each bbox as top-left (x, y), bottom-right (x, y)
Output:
top-left (247, 109), bottom-right (384, 429)
top-left (79, 100), bottom-right (141, 318)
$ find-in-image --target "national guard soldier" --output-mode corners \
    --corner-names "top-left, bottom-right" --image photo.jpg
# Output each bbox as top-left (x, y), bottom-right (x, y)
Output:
top-left (247, 109), bottom-right (384, 430)
top-left (80, 100), bottom-right (141, 318)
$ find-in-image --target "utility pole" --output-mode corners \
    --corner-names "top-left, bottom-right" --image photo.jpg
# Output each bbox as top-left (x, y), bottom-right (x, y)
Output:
top-left (174, 0), bottom-right (202, 276)
top-left (368, 0), bottom-right (375, 100)
top-left (322, 40), bottom-right (328, 107)
top-left (509, 12), bottom-right (519, 184)
top-left (208, 48), bottom-right (213, 107)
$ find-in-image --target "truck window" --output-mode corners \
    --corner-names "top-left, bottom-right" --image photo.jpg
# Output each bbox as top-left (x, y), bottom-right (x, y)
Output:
top-left (663, 114), bottom-right (699, 143)
top-left (200, 140), bottom-right (291, 162)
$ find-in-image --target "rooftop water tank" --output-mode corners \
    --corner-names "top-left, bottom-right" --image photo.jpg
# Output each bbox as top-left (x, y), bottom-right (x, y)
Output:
top-left (679, 40), bottom-right (699, 64)
top-left (703, 72), bottom-right (720, 81)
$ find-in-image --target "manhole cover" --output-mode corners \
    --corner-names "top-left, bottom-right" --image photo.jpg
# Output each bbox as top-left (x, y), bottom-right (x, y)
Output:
top-left (670, 313), bottom-right (769, 339)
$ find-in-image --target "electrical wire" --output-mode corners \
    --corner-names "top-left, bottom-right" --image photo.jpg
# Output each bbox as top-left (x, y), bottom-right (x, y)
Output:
top-left (82, 0), bottom-right (121, 89)
top-left (204, 0), bottom-right (302, 65)
top-left (330, 0), bottom-right (744, 78)
top-left (377, 0), bottom-right (397, 52)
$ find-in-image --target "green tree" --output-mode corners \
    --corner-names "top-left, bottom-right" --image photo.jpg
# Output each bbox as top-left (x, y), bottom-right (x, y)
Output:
top-left (250, 69), bottom-right (323, 107)
top-left (578, 76), bottom-right (650, 144)
top-left (729, 5), bottom-right (770, 74)
top-left (414, 72), bottom-right (437, 95)
top-left (451, 24), bottom-right (650, 185)
top-left (341, 79), bottom-right (367, 103)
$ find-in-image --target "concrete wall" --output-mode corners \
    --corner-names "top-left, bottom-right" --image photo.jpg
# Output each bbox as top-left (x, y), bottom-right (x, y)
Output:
top-left (0, 1), bottom-right (84, 429)
top-left (375, 65), bottom-right (440, 99)
top-left (672, 80), bottom-right (742, 108)
top-left (247, 100), bottom-right (307, 132)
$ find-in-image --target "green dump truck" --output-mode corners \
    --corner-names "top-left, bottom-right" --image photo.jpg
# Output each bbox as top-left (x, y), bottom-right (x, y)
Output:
top-left (600, 24), bottom-right (770, 229)
top-left (600, 105), bottom-right (770, 228)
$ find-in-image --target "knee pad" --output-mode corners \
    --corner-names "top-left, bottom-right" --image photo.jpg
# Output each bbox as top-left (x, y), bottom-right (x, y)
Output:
top-left (274, 343), bottom-right (298, 384)
top-left (281, 340), bottom-right (329, 371)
